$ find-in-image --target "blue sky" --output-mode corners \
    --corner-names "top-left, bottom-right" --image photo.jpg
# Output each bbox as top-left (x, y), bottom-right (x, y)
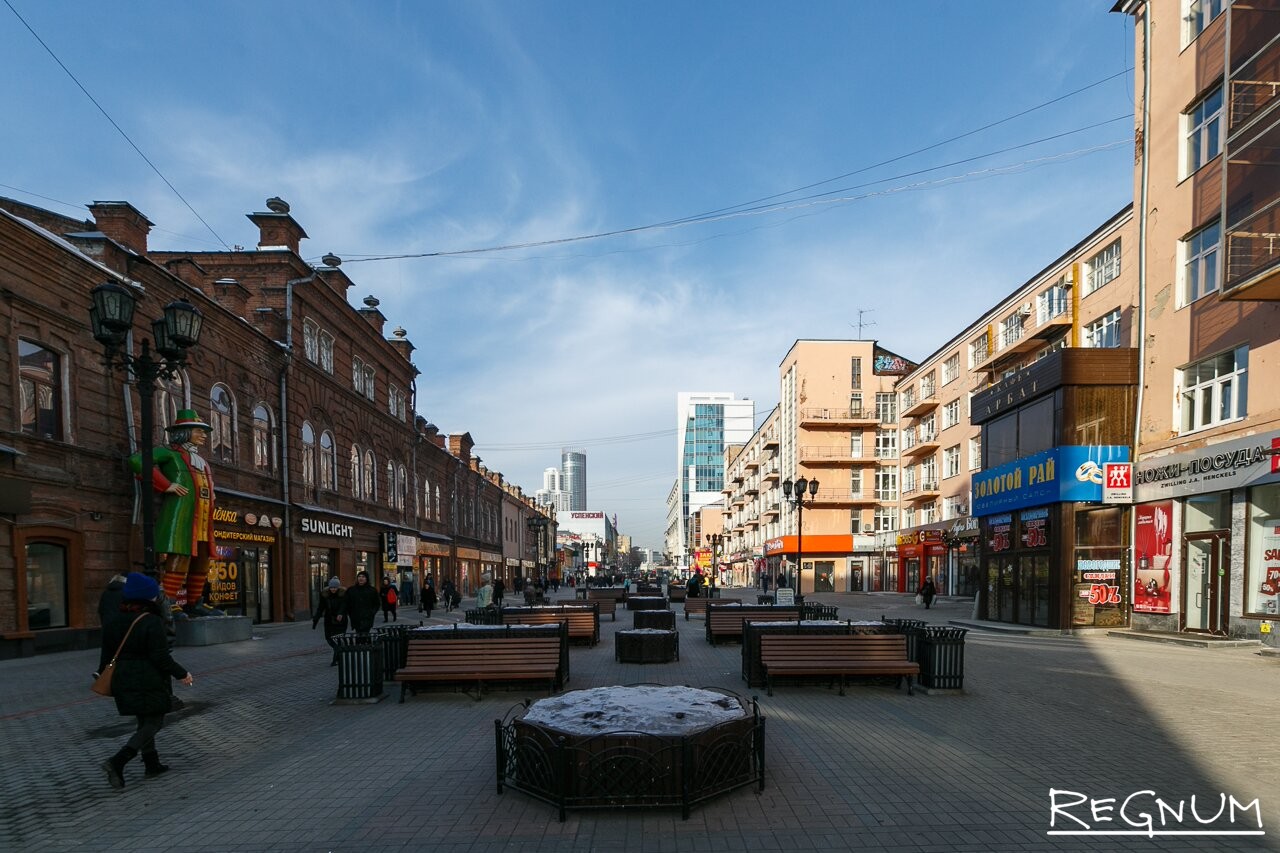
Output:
top-left (2, 1), bottom-right (1136, 550)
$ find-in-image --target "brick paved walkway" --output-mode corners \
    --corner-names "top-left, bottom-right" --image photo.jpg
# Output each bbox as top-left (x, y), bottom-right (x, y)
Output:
top-left (1, 591), bottom-right (1276, 852)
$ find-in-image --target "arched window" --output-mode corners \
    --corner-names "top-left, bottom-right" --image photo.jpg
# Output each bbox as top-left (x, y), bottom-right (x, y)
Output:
top-left (155, 371), bottom-right (186, 433)
top-left (422, 477), bottom-right (430, 518)
top-left (320, 430), bottom-right (336, 490)
top-left (209, 384), bottom-right (235, 463)
top-left (252, 404), bottom-right (275, 473)
top-left (351, 445), bottom-right (363, 498)
top-left (364, 449), bottom-right (376, 501)
top-left (397, 464), bottom-right (408, 511)
top-left (301, 421), bottom-right (316, 489)
top-left (318, 331), bottom-right (334, 374)
top-left (18, 339), bottom-right (62, 439)
top-left (386, 461), bottom-right (395, 508)
top-left (303, 319), bottom-right (319, 363)
top-left (434, 486), bottom-right (441, 521)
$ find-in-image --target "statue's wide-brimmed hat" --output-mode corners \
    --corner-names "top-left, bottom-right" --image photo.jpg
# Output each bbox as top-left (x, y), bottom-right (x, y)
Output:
top-left (167, 408), bottom-right (213, 432)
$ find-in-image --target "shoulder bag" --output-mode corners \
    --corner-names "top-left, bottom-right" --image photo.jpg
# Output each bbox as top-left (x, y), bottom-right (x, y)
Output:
top-left (91, 614), bottom-right (147, 697)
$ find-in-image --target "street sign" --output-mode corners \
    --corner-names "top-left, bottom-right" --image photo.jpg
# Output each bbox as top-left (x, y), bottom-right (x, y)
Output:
top-left (775, 588), bottom-right (795, 607)
top-left (1103, 462), bottom-right (1133, 504)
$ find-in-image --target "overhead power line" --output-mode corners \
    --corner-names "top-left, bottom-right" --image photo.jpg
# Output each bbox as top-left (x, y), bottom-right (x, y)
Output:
top-left (478, 428), bottom-right (675, 452)
top-left (4, 0), bottom-right (230, 250)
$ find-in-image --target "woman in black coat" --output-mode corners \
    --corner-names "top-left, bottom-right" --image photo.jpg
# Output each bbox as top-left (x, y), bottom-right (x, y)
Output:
top-left (345, 570), bottom-right (382, 638)
top-left (99, 572), bottom-right (192, 790)
top-left (312, 577), bottom-right (348, 664)
top-left (419, 579), bottom-right (438, 616)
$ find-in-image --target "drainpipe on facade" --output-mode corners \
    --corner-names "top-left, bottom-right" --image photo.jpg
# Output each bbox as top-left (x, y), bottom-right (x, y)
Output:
top-left (1129, 1), bottom-right (1153, 625)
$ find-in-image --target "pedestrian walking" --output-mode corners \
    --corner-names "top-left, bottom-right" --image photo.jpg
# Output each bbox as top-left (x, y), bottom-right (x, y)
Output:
top-left (440, 579), bottom-right (459, 613)
top-left (312, 578), bottom-right (347, 665)
top-left (476, 576), bottom-right (494, 609)
top-left (420, 579), bottom-right (437, 616)
top-left (492, 577), bottom-right (505, 607)
top-left (98, 572), bottom-right (193, 790)
top-left (380, 576), bottom-right (399, 622)
top-left (918, 578), bottom-right (938, 609)
top-left (97, 572), bottom-right (128, 626)
top-left (346, 571), bottom-right (381, 639)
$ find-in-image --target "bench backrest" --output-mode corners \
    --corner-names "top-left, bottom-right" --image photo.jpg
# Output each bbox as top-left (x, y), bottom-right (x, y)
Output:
top-left (709, 609), bottom-right (800, 627)
top-left (760, 634), bottom-right (908, 662)
top-left (685, 597), bottom-right (741, 613)
top-left (588, 589), bottom-right (628, 602)
top-left (405, 637), bottom-right (562, 670)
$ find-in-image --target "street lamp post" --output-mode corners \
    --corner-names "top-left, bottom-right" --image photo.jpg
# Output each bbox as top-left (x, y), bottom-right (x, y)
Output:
top-left (526, 515), bottom-right (549, 587)
top-left (781, 476), bottom-right (819, 595)
top-left (705, 533), bottom-right (723, 590)
top-left (89, 281), bottom-right (204, 577)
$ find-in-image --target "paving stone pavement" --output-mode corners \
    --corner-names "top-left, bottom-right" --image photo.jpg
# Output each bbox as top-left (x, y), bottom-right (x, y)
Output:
top-left (1, 590), bottom-right (1277, 853)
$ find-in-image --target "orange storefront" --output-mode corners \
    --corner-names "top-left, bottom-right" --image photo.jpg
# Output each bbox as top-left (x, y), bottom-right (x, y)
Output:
top-left (896, 530), bottom-right (947, 593)
top-left (763, 534), bottom-right (859, 595)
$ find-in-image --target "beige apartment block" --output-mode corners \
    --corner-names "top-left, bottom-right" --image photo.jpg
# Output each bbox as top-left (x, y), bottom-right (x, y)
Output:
top-left (892, 207), bottom-right (1137, 614)
top-left (1119, 0), bottom-right (1280, 642)
top-left (720, 406), bottom-right (779, 588)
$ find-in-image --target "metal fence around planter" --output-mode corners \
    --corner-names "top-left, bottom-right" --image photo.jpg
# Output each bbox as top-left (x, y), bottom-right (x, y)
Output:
top-left (466, 607), bottom-right (503, 625)
top-left (917, 626), bottom-right (968, 689)
top-left (495, 688), bottom-right (765, 821)
top-left (800, 602), bottom-right (838, 620)
top-left (371, 624), bottom-right (410, 680)
top-left (332, 633), bottom-right (384, 703)
top-left (634, 609), bottom-right (676, 631)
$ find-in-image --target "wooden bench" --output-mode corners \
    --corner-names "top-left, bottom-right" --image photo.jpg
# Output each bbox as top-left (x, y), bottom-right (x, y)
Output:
top-left (760, 634), bottom-right (919, 696)
top-left (683, 596), bottom-right (741, 620)
top-left (502, 606), bottom-right (600, 645)
top-left (705, 606), bottom-right (802, 645)
top-left (667, 585), bottom-right (686, 602)
top-left (586, 590), bottom-right (625, 621)
top-left (396, 636), bottom-right (564, 702)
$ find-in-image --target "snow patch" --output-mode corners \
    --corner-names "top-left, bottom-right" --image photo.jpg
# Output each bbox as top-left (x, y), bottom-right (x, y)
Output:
top-left (521, 686), bottom-right (747, 736)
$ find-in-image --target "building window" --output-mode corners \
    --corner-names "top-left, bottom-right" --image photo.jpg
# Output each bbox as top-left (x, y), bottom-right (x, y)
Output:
top-left (922, 502), bottom-right (937, 525)
top-left (875, 469), bottom-right (898, 501)
top-left (1178, 346), bottom-right (1248, 433)
top-left (920, 414), bottom-right (937, 442)
top-left (969, 333), bottom-right (990, 368)
top-left (875, 428), bottom-right (897, 459)
top-left (921, 371), bottom-right (936, 399)
top-left (352, 356), bottom-right (365, 392)
top-left (364, 450), bottom-right (376, 501)
top-left (874, 507), bottom-right (896, 532)
top-left (25, 541), bottom-right (68, 629)
top-left (850, 357), bottom-right (862, 389)
top-left (1246, 483), bottom-right (1280, 616)
top-left (351, 445), bottom-right (363, 498)
top-left (435, 485), bottom-right (442, 521)
top-left (252, 404), bottom-right (274, 473)
top-left (942, 353), bottom-right (959, 386)
top-left (301, 422), bottom-right (316, 490)
top-left (850, 469), bottom-right (863, 498)
top-left (943, 446), bottom-right (960, 479)
top-left (875, 392), bottom-right (896, 424)
top-left (850, 511), bottom-right (862, 535)
top-left (850, 432), bottom-right (864, 457)
top-left (209, 384), bottom-right (235, 464)
top-left (423, 477), bottom-right (431, 518)
top-left (1085, 240), bottom-right (1122, 296)
top-left (1185, 86), bottom-right (1224, 176)
top-left (999, 313), bottom-right (1024, 349)
top-left (155, 371), bottom-right (185, 432)
top-left (396, 464), bottom-right (408, 511)
top-left (921, 457), bottom-right (938, 488)
top-left (903, 465), bottom-right (917, 495)
top-left (1037, 279), bottom-right (1069, 324)
top-left (303, 319), bottom-right (319, 364)
top-left (849, 393), bottom-right (863, 417)
top-left (362, 366), bottom-right (376, 401)
top-left (319, 430), bottom-right (336, 490)
top-left (903, 507), bottom-right (917, 529)
top-left (1084, 309), bottom-right (1123, 348)
top-left (1184, 0), bottom-right (1225, 45)
top-left (969, 436), bottom-right (982, 470)
top-left (944, 496), bottom-right (963, 520)
top-left (942, 400), bottom-right (960, 430)
top-left (318, 331), bottom-right (334, 374)
top-left (18, 339), bottom-right (62, 440)
top-left (1182, 219), bottom-right (1221, 304)
top-left (387, 461), bottom-right (395, 508)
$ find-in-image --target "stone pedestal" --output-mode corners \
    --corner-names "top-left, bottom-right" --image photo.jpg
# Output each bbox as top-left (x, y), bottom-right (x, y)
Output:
top-left (175, 615), bottom-right (252, 646)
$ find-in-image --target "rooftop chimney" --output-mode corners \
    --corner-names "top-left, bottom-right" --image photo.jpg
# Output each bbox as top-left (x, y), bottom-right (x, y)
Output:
top-left (247, 197), bottom-right (307, 254)
top-left (358, 295), bottom-right (387, 336)
top-left (448, 432), bottom-right (474, 463)
top-left (88, 201), bottom-right (153, 255)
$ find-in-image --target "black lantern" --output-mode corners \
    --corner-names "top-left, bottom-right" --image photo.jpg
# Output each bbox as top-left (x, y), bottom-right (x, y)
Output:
top-left (781, 475), bottom-right (820, 595)
top-left (90, 280), bottom-right (137, 344)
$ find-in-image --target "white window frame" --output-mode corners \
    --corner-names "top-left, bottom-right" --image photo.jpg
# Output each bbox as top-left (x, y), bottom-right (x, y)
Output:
top-left (319, 331), bottom-right (334, 374)
top-left (1177, 345), bottom-right (1248, 434)
top-left (303, 319), bottom-right (319, 364)
top-left (1183, 85), bottom-right (1223, 178)
top-left (942, 353), bottom-right (959, 386)
top-left (1037, 279), bottom-right (1069, 324)
top-left (921, 457), bottom-right (938, 489)
top-left (902, 507), bottom-right (917, 529)
top-left (969, 334), bottom-right (989, 367)
top-left (1182, 219), bottom-right (1221, 305)
top-left (875, 428), bottom-right (897, 459)
top-left (944, 496), bottom-right (962, 520)
top-left (999, 313), bottom-right (1024, 350)
top-left (1085, 240), bottom-right (1122, 296)
top-left (1183, 0), bottom-right (1225, 46)
top-left (969, 436), bottom-right (982, 471)
top-left (875, 469), bottom-right (897, 501)
top-left (942, 400), bottom-right (960, 430)
top-left (874, 507), bottom-right (896, 532)
top-left (1084, 309), bottom-right (1123, 348)
top-left (943, 445), bottom-right (960, 479)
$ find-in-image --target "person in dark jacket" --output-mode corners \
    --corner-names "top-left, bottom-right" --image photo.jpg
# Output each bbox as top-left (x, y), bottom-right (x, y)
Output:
top-left (379, 576), bottom-right (399, 623)
top-left (346, 571), bottom-right (381, 638)
top-left (440, 579), bottom-right (459, 612)
top-left (312, 577), bottom-right (347, 664)
top-left (492, 577), bottom-right (505, 607)
top-left (97, 573), bottom-right (128, 627)
top-left (98, 572), bottom-right (192, 790)
top-left (419, 578), bottom-right (438, 616)
top-left (918, 578), bottom-right (938, 609)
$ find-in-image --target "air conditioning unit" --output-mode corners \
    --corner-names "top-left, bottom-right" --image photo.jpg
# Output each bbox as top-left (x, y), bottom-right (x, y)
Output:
top-left (1018, 303), bottom-right (1033, 317)
top-left (958, 504), bottom-right (969, 516)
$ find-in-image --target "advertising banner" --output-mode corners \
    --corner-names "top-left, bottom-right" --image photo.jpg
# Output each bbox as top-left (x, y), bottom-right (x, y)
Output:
top-left (972, 446), bottom-right (1131, 516)
top-left (1133, 501), bottom-right (1173, 614)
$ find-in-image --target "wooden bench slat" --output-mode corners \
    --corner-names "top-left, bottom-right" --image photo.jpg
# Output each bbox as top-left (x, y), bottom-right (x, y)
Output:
top-left (398, 636), bottom-right (566, 702)
top-left (760, 635), bottom-right (917, 696)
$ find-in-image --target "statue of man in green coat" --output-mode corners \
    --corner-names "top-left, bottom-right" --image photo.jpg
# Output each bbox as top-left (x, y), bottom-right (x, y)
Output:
top-left (129, 409), bottom-right (219, 617)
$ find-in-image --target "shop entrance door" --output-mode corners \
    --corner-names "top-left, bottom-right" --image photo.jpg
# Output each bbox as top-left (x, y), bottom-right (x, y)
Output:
top-left (1184, 534), bottom-right (1228, 635)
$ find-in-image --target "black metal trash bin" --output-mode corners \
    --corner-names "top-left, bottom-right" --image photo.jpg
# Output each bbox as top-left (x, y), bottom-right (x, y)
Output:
top-left (373, 625), bottom-right (409, 680)
top-left (882, 618), bottom-right (927, 662)
top-left (333, 634), bottom-right (383, 702)
top-left (918, 626), bottom-right (968, 689)
top-left (465, 607), bottom-right (501, 625)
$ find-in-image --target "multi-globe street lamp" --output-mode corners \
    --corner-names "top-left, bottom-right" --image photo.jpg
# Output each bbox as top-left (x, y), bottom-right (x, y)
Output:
top-left (526, 515), bottom-right (549, 586)
top-left (705, 533), bottom-right (723, 589)
top-left (89, 281), bottom-right (204, 577)
top-left (781, 476), bottom-right (819, 595)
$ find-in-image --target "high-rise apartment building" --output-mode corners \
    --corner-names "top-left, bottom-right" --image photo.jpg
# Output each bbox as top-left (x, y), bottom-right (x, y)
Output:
top-left (561, 449), bottom-right (587, 511)
top-left (534, 466), bottom-right (571, 512)
top-left (667, 392), bottom-right (753, 566)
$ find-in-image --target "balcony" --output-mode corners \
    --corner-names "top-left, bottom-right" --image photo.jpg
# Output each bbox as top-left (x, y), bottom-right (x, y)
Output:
top-left (901, 395), bottom-right (938, 418)
top-left (810, 489), bottom-right (878, 508)
top-left (799, 446), bottom-right (877, 466)
top-left (763, 466), bottom-right (780, 483)
top-left (744, 458), bottom-right (760, 472)
top-left (763, 436), bottom-right (779, 450)
top-left (1224, 199), bottom-right (1280, 300)
top-left (745, 517), bottom-right (760, 529)
top-left (763, 504), bottom-right (780, 520)
top-left (901, 434), bottom-right (939, 458)
top-left (903, 481), bottom-right (941, 502)
top-left (1032, 300), bottom-right (1073, 338)
top-left (744, 483), bottom-right (759, 496)
top-left (799, 407), bottom-right (880, 428)
top-left (973, 319), bottom-right (1042, 373)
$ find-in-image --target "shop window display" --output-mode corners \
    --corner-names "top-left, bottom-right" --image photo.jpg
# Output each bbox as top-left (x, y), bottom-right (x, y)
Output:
top-left (1246, 484), bottom-right (1280, 616)
top-left (1072, 506), bottom-right (1128, 627)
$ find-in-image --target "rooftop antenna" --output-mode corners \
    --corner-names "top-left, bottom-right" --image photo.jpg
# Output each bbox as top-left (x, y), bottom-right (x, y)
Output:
top-left (849, 308), bottom-right (877, 339)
